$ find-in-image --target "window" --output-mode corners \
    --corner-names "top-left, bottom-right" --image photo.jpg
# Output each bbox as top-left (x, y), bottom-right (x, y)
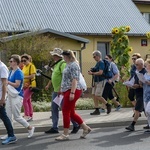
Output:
top-left (97, 42), bottom-right (109, 59)
top-left (143, 13), bottom-right (150, 24)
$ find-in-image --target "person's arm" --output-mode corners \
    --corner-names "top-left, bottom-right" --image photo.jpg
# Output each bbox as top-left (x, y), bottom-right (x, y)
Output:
top-left (0, 78), bottom-right (7, 106)
top-left (45, 80), bottom-right (52, 90)
top-left (88, 61), bottom-right (104, 76)
top-left (70, 78), bottom-right (77, 101)
top-left (109, 63), bottom-right (119, 83)
top-left (8, 80), bottom-right (21, 88)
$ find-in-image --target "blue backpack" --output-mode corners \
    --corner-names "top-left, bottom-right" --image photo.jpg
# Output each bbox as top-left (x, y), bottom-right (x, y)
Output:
top-left (102, 59), bottom-right (113, 79)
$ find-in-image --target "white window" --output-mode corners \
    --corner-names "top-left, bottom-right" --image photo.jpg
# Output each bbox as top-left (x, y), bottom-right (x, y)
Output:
top-left (143, 13), bottom-right (150, 24)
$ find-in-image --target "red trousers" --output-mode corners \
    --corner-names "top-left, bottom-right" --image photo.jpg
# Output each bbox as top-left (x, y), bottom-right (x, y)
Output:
top-left (62, 89), bottom-right (83, 128)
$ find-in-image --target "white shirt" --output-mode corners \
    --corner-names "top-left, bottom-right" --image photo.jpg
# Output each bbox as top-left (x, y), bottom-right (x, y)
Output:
top-left (0, 61), bottom-right (9, 100)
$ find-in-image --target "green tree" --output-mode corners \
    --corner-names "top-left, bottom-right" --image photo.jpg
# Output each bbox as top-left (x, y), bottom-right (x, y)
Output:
top-left (0, 32), bottom-right (63, 102)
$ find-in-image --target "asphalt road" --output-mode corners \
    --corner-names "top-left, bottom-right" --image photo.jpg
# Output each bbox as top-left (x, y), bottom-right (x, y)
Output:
top-left (0, 125), bottom-right (150, 150)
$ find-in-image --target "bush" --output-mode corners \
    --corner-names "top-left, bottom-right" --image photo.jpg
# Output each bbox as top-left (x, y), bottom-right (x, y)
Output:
top-left (32, 98), bottom-right (94, 112)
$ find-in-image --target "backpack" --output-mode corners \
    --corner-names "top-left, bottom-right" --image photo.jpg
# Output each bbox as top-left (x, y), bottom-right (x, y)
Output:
top-left (102, 59), bottom-right (113, 79)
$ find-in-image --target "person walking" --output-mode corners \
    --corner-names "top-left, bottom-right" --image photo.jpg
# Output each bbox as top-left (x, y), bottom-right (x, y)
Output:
top-left (88, 50), bottom-right (111, 115)
top-left (143, 59), bottom-right (150, 133)
top-left (0, 59), bottom-right (17, 145)
top-left (128, 53), bottom-right (141, 107)
top-left (102, 54), bottom-right (121, 111)
top-left (125, 58), bottom-right (146, 131)
top-left (55, 50), bottom-right (91, 141)
top-left (45, 48), bottom-right (80, 134)
top-left (2, 55), bottom-right (35, 139)
top-left (21, 54), bottom-right (36, 121)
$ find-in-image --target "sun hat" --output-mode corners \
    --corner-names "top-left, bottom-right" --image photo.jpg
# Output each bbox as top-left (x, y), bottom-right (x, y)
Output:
top-left (50, 48), bottom-right (63, 57)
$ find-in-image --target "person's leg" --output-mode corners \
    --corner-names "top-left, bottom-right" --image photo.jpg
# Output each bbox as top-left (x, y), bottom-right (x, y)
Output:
top-left (0, 106), bottom-right (14, 137)
top-left (5, 96), bottom-right (13, 123)
top-left (90, 84), bottom-right (100, 115)
top-left (144, 101), bottom-right (150, 132)
top-left (128, 88), bottom-right (136, 106)
top-left (12, 96), bottom-right (30, 128)
top-left (96, 81), bottom-right (112, 114)
top-left (45, 92), bottom-right (60, 133)
top-left (23, 88), bottom-right (30, 117)
top-left (126, 95), bottom-right (143, 131)
top-left (26, 89), bottom-right (33, 118)
top-left (12, 95), bottom-right (35, 138)
top-left (90, 81), bottom-right (108, 115)
top-left (56, 89), bottom-right (91, 140)
top-left (108, 83), bottom-right (121, 110)
top-left (51, 92), bottom-right (59, 130)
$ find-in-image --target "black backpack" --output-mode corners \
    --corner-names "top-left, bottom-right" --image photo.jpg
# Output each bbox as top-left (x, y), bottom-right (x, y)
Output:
top-left (102, 59), bottom-right (113, 79)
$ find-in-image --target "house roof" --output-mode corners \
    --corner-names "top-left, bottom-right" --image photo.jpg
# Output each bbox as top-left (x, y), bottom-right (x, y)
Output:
top-left (0, 0), bottom-right (150, 35)
top-left (133, 0), bottom-right (150, 4)
top-left (0, 28), bottom-right (89, 43)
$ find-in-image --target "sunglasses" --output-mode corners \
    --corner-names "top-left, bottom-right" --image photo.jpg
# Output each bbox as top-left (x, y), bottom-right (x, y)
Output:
top-left (21, 59), bottom-right (27, 62)
top-left (93, 56), bottom-right (96, 58)
top-left (132, 58), bottom-right (136, 60)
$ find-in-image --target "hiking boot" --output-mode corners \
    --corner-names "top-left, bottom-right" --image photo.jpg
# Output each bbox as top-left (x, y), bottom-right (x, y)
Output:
top-left (90, 109), bottom-right (100, 115)
top-left (45, 128), bottom-right (59, 134)
top-left (125, 124), bottom-right (135, 131)
top-left (71, 126), bottom-right (80, 134)
top-left (143, 124), bottom-right (150, 129)
top-left (106, 104), bottom-right (111, 114)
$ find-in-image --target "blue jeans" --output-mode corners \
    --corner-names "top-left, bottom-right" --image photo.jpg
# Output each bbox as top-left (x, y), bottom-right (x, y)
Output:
top-left (51, 92), bottom-right (79, 130)
top-left (0, 105), bottom-right (14, 137)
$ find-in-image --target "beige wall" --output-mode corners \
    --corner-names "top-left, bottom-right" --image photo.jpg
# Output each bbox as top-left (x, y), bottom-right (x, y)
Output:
top-left (135, 4), bottom-right (150, 12)
top-left (79, 35), bottom-right (150, 87)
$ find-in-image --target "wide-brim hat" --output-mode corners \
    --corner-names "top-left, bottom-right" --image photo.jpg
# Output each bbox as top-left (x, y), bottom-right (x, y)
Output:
top-left (50, 48), bottom-right (63, 57)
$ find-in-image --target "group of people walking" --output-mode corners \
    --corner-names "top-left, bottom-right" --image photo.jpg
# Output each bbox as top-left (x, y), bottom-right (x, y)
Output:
top-left (0, 48), bottom-right (150, 145)
top-left (0, 54), bottom-right (36, 145)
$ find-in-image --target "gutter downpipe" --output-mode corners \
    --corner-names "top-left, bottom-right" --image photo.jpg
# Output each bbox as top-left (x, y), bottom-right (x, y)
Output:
top-left (80, 42), bottom-right (86, 72)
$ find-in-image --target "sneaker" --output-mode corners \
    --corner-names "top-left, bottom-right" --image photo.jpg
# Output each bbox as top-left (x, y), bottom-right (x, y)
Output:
top-left (90, 109), bottom-right (100, 115)
top-left (45, 128), bottom-right (59, 134)
top-left (71, 126), bottom-right (80, 134)
top-left (1, 135), bottom-right (7, 140)
top-left (55, 134), bottom-right (69, 141)
top-left (2, 136), bottom-right (17, 145)
top-left (125, 124), bottom-right (135, 131)
top-left (99, 108), bottom-right (105, 113)
top-left (27, 117), bottom-right (33, 122)
top-left (28, 127), bottom-right (35, 138)
top-left (80, 127), bottom-right (91, 139)
top-left (115, 105), bottom-right (121, 111)
top-left (144, 130), bottom-right (150, 134)
top-left (143, 124), bottom-right (150, 129)
top-left (106, 104), bottom-right (111, 114)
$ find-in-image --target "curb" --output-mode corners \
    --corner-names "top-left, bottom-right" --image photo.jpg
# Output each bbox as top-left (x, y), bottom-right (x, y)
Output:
top-left (0, 120), bottom-right (147, 135)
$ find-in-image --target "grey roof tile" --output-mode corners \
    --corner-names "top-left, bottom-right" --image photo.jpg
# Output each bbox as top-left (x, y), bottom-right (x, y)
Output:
top-left (0, 0), bottom-right (150, 35)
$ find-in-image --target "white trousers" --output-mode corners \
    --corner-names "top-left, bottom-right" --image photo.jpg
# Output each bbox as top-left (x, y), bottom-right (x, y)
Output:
top-left (6, 94), bottom-right (29, 128)
top-left (144, 101), bottom-right (150, 126)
